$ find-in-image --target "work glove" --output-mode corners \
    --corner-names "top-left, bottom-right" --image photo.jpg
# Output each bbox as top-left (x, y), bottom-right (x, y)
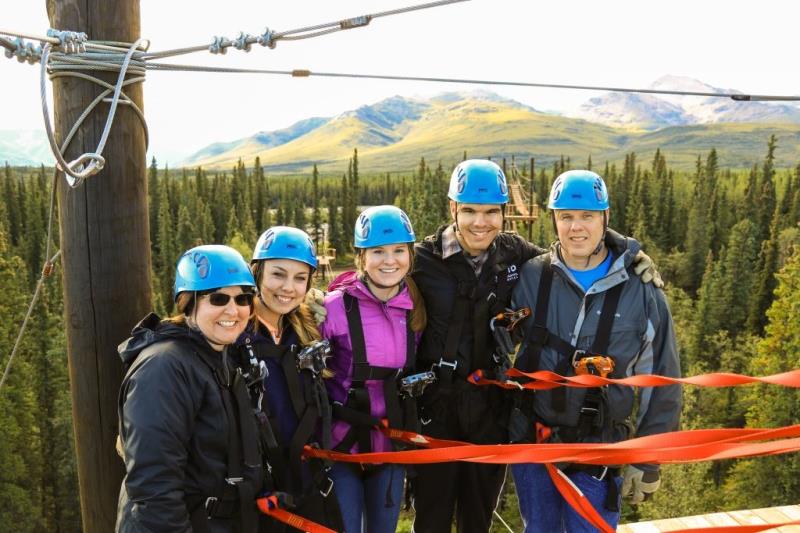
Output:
top-left (633, 250), bottom-right (664, 289)
top-left (621, 465), bottom-right (661, 504)
top-left (304, 287), bottom-right (327, 324)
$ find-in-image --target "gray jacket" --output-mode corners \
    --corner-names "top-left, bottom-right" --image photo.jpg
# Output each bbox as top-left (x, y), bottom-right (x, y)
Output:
top-left (512, 232), bottom-right (681, 444)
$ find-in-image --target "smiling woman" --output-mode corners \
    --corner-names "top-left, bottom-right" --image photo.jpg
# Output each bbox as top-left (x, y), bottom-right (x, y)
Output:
top-left (115, 244), bottom-right (265, 532)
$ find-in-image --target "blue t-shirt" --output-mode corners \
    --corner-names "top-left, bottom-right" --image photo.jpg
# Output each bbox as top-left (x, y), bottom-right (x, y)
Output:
top-left (566, 251), bottom-right (614, 292)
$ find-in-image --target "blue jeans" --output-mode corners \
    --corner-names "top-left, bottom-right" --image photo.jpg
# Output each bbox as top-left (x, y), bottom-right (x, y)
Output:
top-left (512, 463), bottom-right (622, 533)
top-left (329, 463), bottom-right (405, 533)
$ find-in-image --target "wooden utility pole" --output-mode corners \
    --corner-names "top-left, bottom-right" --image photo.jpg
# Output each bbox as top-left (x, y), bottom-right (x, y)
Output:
top-left (48, 1), bottom-right (150, 531)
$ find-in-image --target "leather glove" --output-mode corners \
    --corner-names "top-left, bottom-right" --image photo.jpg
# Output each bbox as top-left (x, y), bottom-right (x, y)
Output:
top-left (633, 250), bottom-right (664, 289)
top-left (304, 287), bottom-right (327, 324)
top-left (621, 465), bottom-right (661, 504)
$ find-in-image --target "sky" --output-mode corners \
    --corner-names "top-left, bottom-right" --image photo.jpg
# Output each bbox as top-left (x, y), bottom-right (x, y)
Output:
top-left (1, 0), bottom-right (798, 164)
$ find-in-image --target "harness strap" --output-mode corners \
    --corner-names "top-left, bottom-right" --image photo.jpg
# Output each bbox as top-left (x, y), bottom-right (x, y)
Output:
top-left (191, 348), bottom-right (260, 530)
top-left (336, 292), bottom-right (412, 453)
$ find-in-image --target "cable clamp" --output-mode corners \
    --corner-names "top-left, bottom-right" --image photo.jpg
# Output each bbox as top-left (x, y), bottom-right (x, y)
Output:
top-left (233, 32), bottom-right (252, 52)
top-left (46, 28), bottom-right (87, 54)
top-left (209, 36), bottom-right (228, 55)
top-left (340, 15), bottom-right (372, 30)
top-left (257, 28), bottom-right (276, 49)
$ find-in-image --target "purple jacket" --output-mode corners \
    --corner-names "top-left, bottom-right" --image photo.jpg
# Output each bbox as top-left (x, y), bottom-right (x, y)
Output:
top-left (320, 271), bottom-right (418, 453)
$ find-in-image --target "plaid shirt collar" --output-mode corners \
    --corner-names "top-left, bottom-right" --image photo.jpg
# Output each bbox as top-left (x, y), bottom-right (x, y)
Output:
top-left (441, 224), bottom-right (489, 276)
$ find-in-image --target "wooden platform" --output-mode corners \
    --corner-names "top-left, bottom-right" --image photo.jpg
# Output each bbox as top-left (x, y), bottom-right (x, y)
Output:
top-left (618, 504), bottom-right (800, 532)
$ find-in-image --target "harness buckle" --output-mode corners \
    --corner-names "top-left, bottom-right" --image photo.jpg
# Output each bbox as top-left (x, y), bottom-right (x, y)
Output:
top-left (579, 406), bottom-right (600, 416)
top-left (319, 476), bottom-right (334, 498)
top-left (204, 496), bottom-right (219, 516)
top-left (433, 358), bottom-right (457, 371)
top-left (591, 466), bottom-right (609, 482)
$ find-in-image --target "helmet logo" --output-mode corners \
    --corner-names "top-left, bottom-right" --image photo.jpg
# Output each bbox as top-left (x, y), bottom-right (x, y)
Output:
top-left (456, 167), bottom-right (467, 193)
top-left (400, 212), bottom-right (413, 234)
top-left (551, 177), bottom-right (563, 203)
top-left (194, 253), bottom-right (210, 279)
top-left (261, 229), bottom-right (276, 252)
top-left (497, 171), bottom-right (508, 195)
top-left (357, 214), bottom-right (371, 240)
top-left (306, 237), bottom-right (317, 255)
top-left (593, 178), bottom-right (607, 202)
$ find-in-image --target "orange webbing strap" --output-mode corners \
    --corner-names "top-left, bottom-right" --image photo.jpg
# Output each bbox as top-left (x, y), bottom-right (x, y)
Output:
top-left (545, 463), bottom-right (615, 533)
top-left (256, 495), bottom-right (337, 533)
top-left (467, 368), bottom-right (800, 390)
top-left (304, 424), bottom-right (800, 466)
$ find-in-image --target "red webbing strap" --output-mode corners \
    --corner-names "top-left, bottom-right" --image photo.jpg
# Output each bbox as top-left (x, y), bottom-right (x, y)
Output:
top-left (256, 495), bottom-right (337, 533)
top-left (545, 463), bottom-right (615, 533)
top-left (467, 368), bottom-right (800, 390)
top-left (304, 424), bottom-right (800, 466)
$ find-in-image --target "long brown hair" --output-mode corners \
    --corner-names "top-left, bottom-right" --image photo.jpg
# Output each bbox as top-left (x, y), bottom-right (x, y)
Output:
top-left (354, 244), bottom-right (427, 333)
top-left (250, 262), bottom-right (322, 347)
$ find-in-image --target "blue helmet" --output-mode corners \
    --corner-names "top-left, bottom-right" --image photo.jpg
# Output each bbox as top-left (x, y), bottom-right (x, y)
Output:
top-left (548, 170), bottom-right (609, 211)
top-left (354, 205), bottom-right (415, 248)
top-left (448, 159), bottom-right (509, 204)
top-left (173, 244), bottom-right (256, 300)
top-left (252, 226), bottom-right (318, 270)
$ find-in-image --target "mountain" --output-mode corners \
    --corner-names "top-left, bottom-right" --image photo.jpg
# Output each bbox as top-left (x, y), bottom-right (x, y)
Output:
top-left (184, 89), bottom-right (800, 172)
top-left (573, 75), bottom-right (800, 130)
top-left (181, 117), bottom-right (330, 167)
top-left (0, 130), bottom-right (53, 166)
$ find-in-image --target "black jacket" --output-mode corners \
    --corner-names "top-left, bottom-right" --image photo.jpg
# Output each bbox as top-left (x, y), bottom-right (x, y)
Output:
top-left (412, 226), bottom-right (544, 378)
top-left (116, 313), bottom-right (263, 533)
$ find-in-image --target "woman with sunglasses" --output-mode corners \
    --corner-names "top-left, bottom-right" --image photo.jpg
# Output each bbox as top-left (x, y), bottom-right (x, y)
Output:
top-left (321, 205), bottom-right (426, 533)
top-left (236, 226), bottom-right (343, 532)
top-left (116, 244), bottom-right (263, 533)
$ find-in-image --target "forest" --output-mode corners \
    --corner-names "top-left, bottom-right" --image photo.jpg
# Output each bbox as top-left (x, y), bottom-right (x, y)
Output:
top-left (1, 136), bottom-right (799, 531)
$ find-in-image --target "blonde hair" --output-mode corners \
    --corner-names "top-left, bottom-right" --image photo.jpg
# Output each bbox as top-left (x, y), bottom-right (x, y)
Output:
top-left (354, 244), bottom-right (427, 333)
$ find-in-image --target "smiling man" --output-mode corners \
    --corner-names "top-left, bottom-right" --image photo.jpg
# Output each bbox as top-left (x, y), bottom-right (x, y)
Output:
top-left (409, 159), bottom-right (544, 533)
top-left (509, 170), bottom-right (681, 532)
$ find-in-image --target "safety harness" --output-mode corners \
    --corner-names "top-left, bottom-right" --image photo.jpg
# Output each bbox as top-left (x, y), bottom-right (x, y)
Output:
top-left (515, 255), bottom-right (625, 511)
top-left (185, 347), bottom-right (263, 532)
top-left (434, 253), bottom-right (516, 384)
top-left (331, 292), bottom-right (417, 453)
top-left (240, 333), bottom-right (336, 509)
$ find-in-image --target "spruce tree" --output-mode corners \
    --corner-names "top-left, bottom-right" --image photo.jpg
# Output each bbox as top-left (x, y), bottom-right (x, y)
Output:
top-left (312, 164), bottom-right (321, 247)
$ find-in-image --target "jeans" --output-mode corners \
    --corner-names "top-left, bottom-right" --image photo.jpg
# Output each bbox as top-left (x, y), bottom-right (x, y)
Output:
top-left (329, 463), bottom-right (405, 533)
top-left (512, 463), bottom-right (622, 533)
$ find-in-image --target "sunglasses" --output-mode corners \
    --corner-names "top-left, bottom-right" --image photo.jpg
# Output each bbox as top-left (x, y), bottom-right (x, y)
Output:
top-left (202, 292), bottom-right (254, 307)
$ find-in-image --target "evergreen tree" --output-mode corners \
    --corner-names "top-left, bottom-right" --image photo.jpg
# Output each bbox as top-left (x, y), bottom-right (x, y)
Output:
top-left (312, 164), bottom-right (321, 247)
top-left (722, 246), bottom-right (800, 509)
top-left (148, 157), bottom-right (160, 247)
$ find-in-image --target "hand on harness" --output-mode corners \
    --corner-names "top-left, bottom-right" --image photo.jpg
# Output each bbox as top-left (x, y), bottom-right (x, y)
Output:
top-left (490, 307), bottom-right (531, 380)
top-left (296, 339), bottom-right (332, 376)
top-left (621, 465), bottom-right (661, 504)
top-left (305, 287), bottom-right (327, 324)
top-left (632, 250), bottom-right (664, 289)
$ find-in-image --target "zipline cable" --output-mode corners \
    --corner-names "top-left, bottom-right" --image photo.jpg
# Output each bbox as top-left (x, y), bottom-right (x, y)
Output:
top-left (143, 63), bottom-right (800, 102)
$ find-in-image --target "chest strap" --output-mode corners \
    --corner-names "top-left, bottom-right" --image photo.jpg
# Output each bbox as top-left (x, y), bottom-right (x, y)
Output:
top-left (248, 338), bottom-right (333, 501)
top-left (519, 257), bottom-right (624, 433)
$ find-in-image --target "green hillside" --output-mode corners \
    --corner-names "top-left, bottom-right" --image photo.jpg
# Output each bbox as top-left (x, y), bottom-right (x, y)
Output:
top-left (188, 96), bottom-right (800, 172)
